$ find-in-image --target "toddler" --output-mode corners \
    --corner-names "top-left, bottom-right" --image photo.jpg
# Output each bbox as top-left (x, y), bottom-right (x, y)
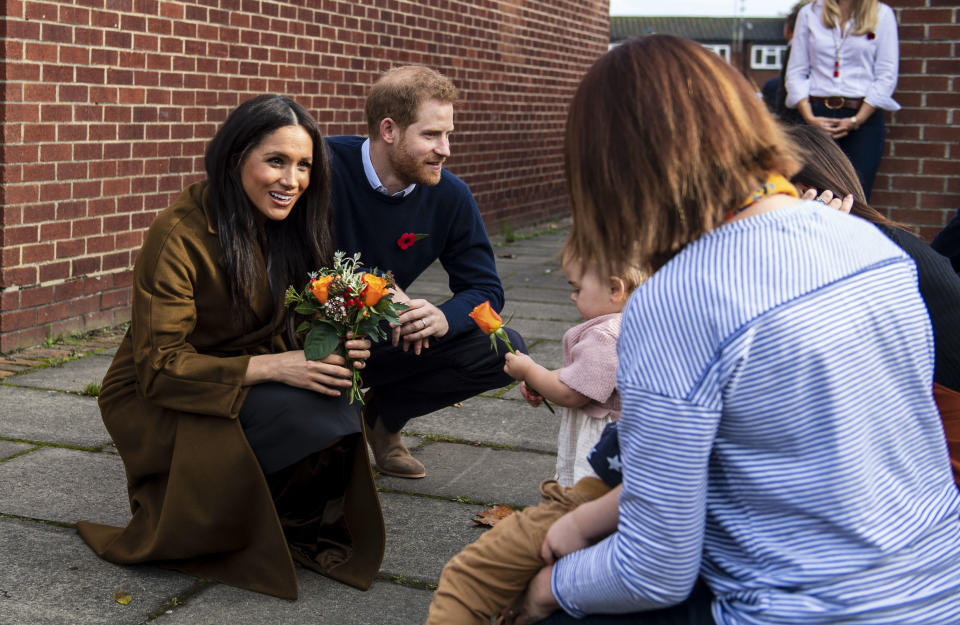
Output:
top-left (505, 252), bottom-right (643, 486)
top-left (425, 252), bottom-right (643, 625)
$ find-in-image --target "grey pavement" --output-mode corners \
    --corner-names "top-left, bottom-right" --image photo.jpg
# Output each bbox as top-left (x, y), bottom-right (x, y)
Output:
top-left (0, 225), bottom-right (574, 625)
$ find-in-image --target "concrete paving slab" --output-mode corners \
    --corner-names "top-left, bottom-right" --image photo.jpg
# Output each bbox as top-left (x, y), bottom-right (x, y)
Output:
top-left (496, 260), bottom-right (558, 277)
top-left (0, 447), bottom-right (130, 526)
top-left (6, 355), bottom-right (112, 393)
top-left (0, 517), bottom-right (193, 625)
top-left (503, 286), bottom-right (575, 304)
top-left (0, 440), bottom-right (33, 460)
top-left (527, 339), bottom-right (564, 371)
top-left (506, 265), bottom-right (567, 283)
top-left (501, 236), bottom-right (568, 249)
top-left (0, 386), bottom-right (109, 447)
top-left (508, 318), bottom-right (576, 341)
top-left (403, 397), bottom-right (559, 453)
top-left (502, 301), bottom-right (580, 322)
top-left (405, 284), bottom-right (453, 301)
top-left (379, 492), bottom-right (488, 583)
top-left (156, 573), bottom-right (433, 625)
top-left (376, 442), bottom-right (556, 508)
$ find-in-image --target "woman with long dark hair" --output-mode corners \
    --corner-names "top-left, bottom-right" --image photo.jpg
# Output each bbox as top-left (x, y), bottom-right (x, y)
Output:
top-left (498, 36), bottom-right (960, 624)
top-left (77, 95), bottom-right (384, 600)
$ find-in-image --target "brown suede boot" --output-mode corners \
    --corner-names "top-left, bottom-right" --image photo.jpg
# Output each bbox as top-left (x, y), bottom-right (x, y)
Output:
top-left (366, 415), bottom-right (426, 479)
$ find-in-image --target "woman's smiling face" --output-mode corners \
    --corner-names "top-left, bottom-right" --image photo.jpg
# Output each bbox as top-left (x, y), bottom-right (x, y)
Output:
top-left (240, 124), bottom-right (313, 221)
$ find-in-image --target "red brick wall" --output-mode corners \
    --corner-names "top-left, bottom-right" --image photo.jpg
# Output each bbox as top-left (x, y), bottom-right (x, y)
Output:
top-left (872, 0), bottom-right (960, 239)
top-left (0, 0), bottom-right (610, 352)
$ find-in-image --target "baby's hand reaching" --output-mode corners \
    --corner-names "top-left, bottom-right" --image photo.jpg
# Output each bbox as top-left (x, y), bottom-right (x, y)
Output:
top-left (519, 382), bottom-right (543, 408)
top-left (503, 351), bottom-right (535, 381)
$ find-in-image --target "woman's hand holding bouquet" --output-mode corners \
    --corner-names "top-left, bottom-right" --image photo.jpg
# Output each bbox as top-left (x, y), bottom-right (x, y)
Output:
top-left (285, 251), bottom-right (408, 404)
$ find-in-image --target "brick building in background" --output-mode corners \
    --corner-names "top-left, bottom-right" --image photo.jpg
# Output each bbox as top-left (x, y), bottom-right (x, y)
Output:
top-left (0, 0), bottom-right (609, 352)
top-left (872, 0), bottom-right (960, 237)
top-left (609, 3), bottom-right (960, 239)
top-left (609, 16), bottom-right (789, 90)
top-left (1, 1), bottom-right (957, 353)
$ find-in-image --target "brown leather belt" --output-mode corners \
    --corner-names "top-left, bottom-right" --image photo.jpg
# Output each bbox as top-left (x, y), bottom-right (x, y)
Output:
top-left (809, 96), bottom-right (863, 110)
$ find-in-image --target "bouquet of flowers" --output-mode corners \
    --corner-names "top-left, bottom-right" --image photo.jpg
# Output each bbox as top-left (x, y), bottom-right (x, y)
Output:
top-left (284, 251), bottom-right (408, 404)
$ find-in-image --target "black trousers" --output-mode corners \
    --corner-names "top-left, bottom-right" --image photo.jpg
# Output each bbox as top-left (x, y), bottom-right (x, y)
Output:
top-left (361, 326), bottom-right (527, 433)
top-left (238, 382), bottom-right (362, 475)
top-left (810, 103), bottom-right (885, 201)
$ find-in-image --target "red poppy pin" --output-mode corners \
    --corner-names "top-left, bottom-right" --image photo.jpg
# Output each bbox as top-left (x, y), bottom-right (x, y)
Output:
top-left (397, 232), bottom-right (429, 250)
top-left (867, 32), bottom-right (876, 40)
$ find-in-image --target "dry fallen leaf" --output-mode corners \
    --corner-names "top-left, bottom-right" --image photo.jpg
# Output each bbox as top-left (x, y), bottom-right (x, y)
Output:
top-left (112, 589), bottom-right (132, 605)
top-left (472, 505), bottom-right (515, 527)
top-left (453, 402), bottom-right (463, 408)
top-left (497, 253), bottom-right (517, 259)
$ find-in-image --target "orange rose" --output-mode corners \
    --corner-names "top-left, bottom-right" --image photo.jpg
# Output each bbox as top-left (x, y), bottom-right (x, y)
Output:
top-left (361, 273), bottom-right (387, 307)
top-left (469, 301), bottom-right (502, 334)
top-left (310, 275), bottom-right (334, 304)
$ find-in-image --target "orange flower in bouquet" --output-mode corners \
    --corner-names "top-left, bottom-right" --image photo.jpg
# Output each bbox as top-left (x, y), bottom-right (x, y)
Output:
top-left (310, 275), bottom-right (334, 304)
top-left (285, 251), bottom-right (408, 404)
top-left (361, 273), bottom-right (387, 307)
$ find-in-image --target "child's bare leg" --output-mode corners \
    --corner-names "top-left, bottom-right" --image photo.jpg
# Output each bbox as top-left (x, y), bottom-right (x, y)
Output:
top-left (426, 477), bottom-right (610, 625)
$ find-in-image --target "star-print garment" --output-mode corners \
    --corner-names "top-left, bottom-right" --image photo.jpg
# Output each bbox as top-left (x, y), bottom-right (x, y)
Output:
top-left (587, 422), bottom-right (622, 487)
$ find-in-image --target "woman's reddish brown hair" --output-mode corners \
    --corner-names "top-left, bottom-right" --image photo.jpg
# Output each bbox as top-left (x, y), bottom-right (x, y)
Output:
top-left (564, 35), bottom-right (801, 276)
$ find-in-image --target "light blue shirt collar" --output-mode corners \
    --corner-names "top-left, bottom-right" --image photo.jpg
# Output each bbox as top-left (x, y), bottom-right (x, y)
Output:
top-left (361, 138), bottom-right (416, 198)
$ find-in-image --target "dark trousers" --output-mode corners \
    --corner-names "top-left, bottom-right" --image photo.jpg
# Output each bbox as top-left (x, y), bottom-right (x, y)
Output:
top-left (239, 382), bottom-right (361, 475)
top-left (810, 103), bottom-right (885, 200)
top-left (362, 326), bottom-right (526, 432)
top-left (536, 581), bottom-right (715, 625)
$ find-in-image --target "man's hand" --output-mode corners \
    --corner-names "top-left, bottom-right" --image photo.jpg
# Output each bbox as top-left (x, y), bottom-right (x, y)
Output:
top-left (394, 299), bottom-right (449, 355)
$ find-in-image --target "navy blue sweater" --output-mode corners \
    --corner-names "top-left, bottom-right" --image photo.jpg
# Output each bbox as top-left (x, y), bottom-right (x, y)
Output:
top-left (326, 136), bottom-right (504, 338)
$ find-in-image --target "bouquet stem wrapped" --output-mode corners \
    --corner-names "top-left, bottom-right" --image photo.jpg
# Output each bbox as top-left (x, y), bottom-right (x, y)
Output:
top-left (285, 251), bottom-right (408, 404)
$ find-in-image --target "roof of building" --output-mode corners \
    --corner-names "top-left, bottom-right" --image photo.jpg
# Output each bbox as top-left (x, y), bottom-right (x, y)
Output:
top-left (610, 16), bottom-right (786, 44)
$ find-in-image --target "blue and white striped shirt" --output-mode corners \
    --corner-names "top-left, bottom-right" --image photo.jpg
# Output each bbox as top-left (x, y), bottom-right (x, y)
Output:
top-left (553, 203), bottom-right (960, 624)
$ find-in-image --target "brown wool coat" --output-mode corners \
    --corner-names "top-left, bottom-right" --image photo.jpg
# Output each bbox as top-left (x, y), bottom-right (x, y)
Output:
top-left (76, 181), bottom-right (384, 600)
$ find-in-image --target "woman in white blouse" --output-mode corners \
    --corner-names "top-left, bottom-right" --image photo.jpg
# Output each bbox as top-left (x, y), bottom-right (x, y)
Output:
top-left (785, 0), bottom-right (899, 199)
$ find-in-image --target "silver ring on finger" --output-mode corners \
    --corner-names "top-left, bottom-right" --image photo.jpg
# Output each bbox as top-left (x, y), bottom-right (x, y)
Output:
top-left (815, 197), bottom-right (828, 204)
top-left (419, 319), bottom-right (426, 331)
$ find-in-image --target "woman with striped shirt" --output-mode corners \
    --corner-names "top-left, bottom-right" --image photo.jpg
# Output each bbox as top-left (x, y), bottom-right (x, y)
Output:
top-left (508, 35), bottom-right (960, 625)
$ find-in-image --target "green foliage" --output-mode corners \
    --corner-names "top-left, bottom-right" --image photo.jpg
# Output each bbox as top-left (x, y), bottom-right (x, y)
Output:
top-left (304, 323), bottom-right (339, 361)
top-left (81, 382), bottom-right (101, 397)
top-left (285, 251), bottom-right (411, 404)
top-left (500, 218), bottom-right (517, 243)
